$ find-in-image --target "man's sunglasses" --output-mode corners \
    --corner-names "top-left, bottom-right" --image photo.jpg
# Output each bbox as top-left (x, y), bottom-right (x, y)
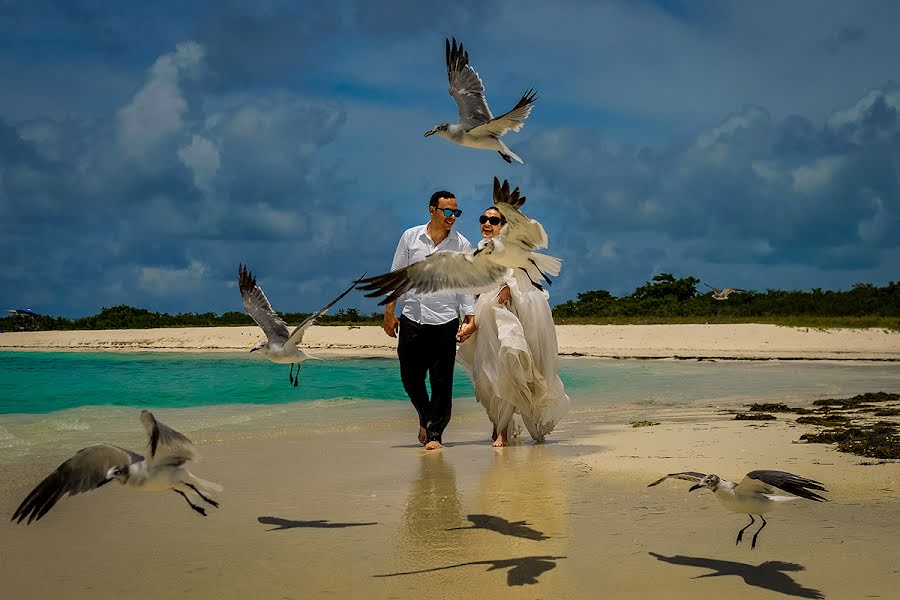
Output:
top-left (479, 215), bottom-right (505, 225)
top-left (436, 208), bottom-right (462, 217)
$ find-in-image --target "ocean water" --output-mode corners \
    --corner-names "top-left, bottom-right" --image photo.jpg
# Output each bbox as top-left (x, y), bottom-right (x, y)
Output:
top-left (2, 351), bottom-right (899, 415)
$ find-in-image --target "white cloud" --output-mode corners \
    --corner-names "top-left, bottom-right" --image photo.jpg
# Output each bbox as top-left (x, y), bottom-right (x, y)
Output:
top-left (791, 156), bottom-right (846, 195)
top-left (138, 259), bottom-right (210, 297)
top-left (178, 134), bottom-right (220, 191)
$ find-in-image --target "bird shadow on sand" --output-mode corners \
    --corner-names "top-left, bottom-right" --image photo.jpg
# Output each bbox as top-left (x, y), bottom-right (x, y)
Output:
top-left (447, 514), bottom-right (549, 541)
top-left (257, 516), bottom-right (378, 531)
top-left (375, 555), bottom-right (566, 586)
top-left (648, 552), bottom-right (825, 599)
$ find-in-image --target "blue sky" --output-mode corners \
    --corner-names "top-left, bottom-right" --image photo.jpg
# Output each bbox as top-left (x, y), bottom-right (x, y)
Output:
top-left (2, 0), bottom-right (899, 317)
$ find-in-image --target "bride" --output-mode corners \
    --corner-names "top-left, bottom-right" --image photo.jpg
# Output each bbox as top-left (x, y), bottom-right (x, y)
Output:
top-left (457, 206), bottom-right (571, 447)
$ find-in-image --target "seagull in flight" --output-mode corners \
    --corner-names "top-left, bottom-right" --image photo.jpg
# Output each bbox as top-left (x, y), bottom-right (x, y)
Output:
top-left (424, 38), bottom-right (537, 164)
top-left (648, 470), bottom-right (828, 549)
top-left (11, 411), bottom-right (222, 524)
top-left (703, 283), bottom-right (747, 300)
top-left (239, 264), bottom-right (360, 387)
top-left (356, 178), bottom-right (561, 305)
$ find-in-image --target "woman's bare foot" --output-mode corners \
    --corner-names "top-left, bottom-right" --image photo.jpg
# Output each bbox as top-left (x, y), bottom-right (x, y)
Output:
top-left (424, 440), bottom-right (443, 450)
top-left (492, 426), bottom-right (509, 447)
top-left (491, 425), bottom-right (498, 441)
top-left (418, 426), bottom-right (427, 445)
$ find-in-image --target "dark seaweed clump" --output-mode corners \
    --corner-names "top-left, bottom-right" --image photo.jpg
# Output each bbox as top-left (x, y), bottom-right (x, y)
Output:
top-left (747, 403), bottom-right (811, 414)
top-left (735, 413), bottom-right (776, 421)
top-left (796, 415), bottom-right (851, 427)
top-left (800, 422), bottom-right (900, 460)
top-left (812, 391), bottom-right (898, 409)
top-left (630, 420), bottom-right (660, 428)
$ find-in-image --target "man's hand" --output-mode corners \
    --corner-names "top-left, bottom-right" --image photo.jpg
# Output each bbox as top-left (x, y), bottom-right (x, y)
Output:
top-left (383, 312), bottom-right (400, 338)
top-left (496, 285), bottom-right (511, 305)
top-left (457, 317), bottom-right (476, 343)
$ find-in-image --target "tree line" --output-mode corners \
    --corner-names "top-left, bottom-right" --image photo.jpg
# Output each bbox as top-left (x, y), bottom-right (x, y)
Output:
top-left (2, 275), bottom-right (898, 331)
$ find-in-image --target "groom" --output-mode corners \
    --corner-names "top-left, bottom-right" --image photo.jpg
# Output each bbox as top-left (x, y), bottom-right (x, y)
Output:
top-left (382, 190), bottom-right (476, 450)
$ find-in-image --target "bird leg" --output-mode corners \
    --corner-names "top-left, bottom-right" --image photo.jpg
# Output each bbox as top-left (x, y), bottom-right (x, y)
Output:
top-left (735, 514), bottom-right (755, 545)
top-left (289, 364), bottom-right (295, 385)
top-left (292, 364), bottom-right (299, 388)
top-left (185, 483), bottom-right (219, 508)
top-left (174, 489), bottom-right (207, 516)
top-left (750, 515), bottom-right (767, 549)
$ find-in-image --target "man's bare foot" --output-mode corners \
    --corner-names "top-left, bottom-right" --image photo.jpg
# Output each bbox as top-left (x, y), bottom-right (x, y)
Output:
top-left (492, 427), bottom-right (509, 447)
top-left (418, 426), bottom-right (427, 445)
top-left (424, 440), bottom-right (443, 450)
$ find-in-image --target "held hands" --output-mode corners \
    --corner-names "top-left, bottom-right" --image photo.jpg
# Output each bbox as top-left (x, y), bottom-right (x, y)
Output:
top-left (457, 319), bottom-right (476, 343)
top-left (383, 313), bottom-right (400, 338)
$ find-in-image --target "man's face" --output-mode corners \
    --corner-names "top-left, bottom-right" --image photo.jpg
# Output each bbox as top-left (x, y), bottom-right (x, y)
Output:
top-left (430, 196), bottom-right (460, 231)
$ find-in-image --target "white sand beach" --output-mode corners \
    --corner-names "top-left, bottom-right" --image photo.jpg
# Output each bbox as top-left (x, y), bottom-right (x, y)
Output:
top-left (1, 323), bottom-right (899, 360)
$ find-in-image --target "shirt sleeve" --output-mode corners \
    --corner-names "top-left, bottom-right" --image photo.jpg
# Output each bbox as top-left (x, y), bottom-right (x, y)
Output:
top-left (390, 230), bottom-right (410, 272)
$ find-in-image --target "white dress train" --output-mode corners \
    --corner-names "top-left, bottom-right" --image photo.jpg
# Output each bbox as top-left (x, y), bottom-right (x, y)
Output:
top-left (457, 270), bottom-right (571, 441)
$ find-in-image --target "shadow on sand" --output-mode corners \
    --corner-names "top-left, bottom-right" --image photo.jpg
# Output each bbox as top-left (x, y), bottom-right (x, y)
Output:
top-left (648, 552), bottom-right (825, 599)
top-left (447, 514), bottom-right (549, 541)
top-left (375, 555), bottom-right (565, 586)
top-left (257, 516), bottom-right (378, 531)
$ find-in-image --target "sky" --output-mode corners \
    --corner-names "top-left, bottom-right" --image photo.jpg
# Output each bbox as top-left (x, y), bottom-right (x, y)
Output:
top-left (1, 0), bottom-right (899, 317)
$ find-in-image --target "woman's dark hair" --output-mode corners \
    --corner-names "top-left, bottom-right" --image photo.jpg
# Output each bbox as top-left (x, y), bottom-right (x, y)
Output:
top-left (429, 191), bottom-right (455, 207)
top-left (483, 206), bottom-right (506, 223)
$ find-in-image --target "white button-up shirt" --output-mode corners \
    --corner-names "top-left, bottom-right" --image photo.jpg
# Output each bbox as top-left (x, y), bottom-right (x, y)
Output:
top-left (390, 224), bottom-right (476, 325)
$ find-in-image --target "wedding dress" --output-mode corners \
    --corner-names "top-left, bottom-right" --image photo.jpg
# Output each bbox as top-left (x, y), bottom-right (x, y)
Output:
top-left (457, 270), bottom-right (571, 441)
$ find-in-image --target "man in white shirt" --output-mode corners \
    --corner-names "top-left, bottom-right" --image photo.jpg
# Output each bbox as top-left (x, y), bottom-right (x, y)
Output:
top-left (383, 190), bottom-right (476, 450)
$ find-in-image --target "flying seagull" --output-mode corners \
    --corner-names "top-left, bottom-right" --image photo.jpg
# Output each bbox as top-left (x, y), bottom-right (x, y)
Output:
top-left (239, 264), bottom-right (361, 387)
top-left (648, 470), bottom-right (828, 549)
top-left (356, 178), bottom-right (561, 305)
top-left (11, 410), bottom-right (222, 524)
top-left (6, 308), bottom-right (40, 318)
top-left (703, 283), bottom-right (747, 300)
top-left (424, 38), bottom-right (537, 164)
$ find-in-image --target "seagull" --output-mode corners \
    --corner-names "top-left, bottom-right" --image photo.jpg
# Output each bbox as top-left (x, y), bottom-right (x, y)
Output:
top-left (6, 308), bottom-right (40, 318)
top-left (424, 38), bottom-right (537, 164)
top-left (239, 264), bottom-right (361, 387)
top-left (703, 283), bottom-right (747, 300)
top-left (356, 178), bottom-right (562, 305)
top-left (648, 470), bottom-right (828, 549)
top-left (11, 410), bottom-right (222, 524)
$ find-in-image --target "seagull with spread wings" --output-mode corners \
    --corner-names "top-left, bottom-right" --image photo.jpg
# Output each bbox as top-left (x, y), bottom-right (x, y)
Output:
top-left (356, 178), bottom-right (561, 305)
top-left (703, 282), bottom-right (748, 300)
top-left (648, 470), bottom-right (828, 549)
top-left (11, 410), bottom-right (222, 524)
top-left (239, 264), bottom-right (360, 387)
top-left (424, 37), bottom-right (537, 164)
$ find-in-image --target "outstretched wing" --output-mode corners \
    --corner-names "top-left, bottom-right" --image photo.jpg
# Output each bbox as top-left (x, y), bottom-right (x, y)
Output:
top-left (446, 37), bottom-right (493, 129)
top-left (703, 282), bottom-right (722, 294)
top-left (239, 264), bottom-right (290, 345)
top-left (492, 177), bottom-right (549, 251)
top-left (285, 276), bottom-right (364, 348)
top-left (738, 470), bottom-right (828, 501)
top-left (140, 410), bottom-right (197, 466)
top-left (467, 89), bottom-right (537, 138)
top-left (647, 471), bottom-right (707, 487)
top-left (722, 288), bottom-right (747, 294)
top-left (357, 251), bottom-right (507, 306)
top-left (11, 444), bottom-right (140, 524)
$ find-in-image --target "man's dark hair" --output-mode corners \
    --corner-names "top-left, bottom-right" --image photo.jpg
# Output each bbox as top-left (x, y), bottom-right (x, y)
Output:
top-left (429, 191), bottom-right (456, 207)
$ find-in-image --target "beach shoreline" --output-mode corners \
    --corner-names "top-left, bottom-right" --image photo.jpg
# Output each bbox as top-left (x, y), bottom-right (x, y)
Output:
top-left (1, 323), bottom-right (898, 361)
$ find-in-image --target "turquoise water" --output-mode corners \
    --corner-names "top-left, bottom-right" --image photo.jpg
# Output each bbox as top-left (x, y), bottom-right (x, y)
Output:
top-left (2, 351), bottom-right (899, 415)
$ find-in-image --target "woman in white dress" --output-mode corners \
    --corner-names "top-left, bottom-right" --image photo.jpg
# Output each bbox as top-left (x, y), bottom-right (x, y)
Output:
top-left (457, 207), bottom-right (571, 447)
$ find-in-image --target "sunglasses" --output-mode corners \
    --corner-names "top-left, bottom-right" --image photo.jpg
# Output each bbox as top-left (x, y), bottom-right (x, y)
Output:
top-left (479, 215), bottom-right (505, 225)
top-left (436, 208), bottom-right (462, 217)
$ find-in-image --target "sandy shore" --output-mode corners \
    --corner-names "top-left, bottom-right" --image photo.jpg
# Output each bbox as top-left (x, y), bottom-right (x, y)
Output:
top-left (1, 396), bottom-right (898, 599)
top-left (1, 323), bottom-right (898, 360)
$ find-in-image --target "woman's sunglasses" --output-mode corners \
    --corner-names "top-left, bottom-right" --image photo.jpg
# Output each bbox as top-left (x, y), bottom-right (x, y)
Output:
top-left (479, 215), bottom-right (505, 225)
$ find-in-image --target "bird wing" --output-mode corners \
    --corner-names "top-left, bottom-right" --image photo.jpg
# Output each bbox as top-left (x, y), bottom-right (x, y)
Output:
top-left (239, 264), bottom-right (290, 345)
top-left (467, 89), bottom-right (537, 138)
top-left (446, 37), bottom-right (493, 129)
top-left (285, 276), bottom-right (363, 348)
top-left (140, 410), bottom-right (197, 466)
top-left (703, 282), bottom-right (722, 293)
top-left (722, 288), bottom-right (747, 294)
top-left (647, 471), bottom-right (707, 487)
top-left (11, 444), bottom-right (141, 524)
top-left (492, 178), bottom-right (550, 251)
top-left (357, 250), bottom-right (508, 306)
top-left (738, 470), bottom-right (828, 501)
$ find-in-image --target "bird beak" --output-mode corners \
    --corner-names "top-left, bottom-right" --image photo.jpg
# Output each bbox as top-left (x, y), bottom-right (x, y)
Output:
top-left (688, 484), bottom-right (702, 492)
top-left (424, 129), bottom-right (436, 137)
top-left (249, 347), bottom-right (258, 353)
top-left (472, 247), bottom-right (483, 256)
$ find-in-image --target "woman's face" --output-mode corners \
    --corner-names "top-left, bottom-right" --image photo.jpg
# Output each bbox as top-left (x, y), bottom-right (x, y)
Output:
top-left (480, 209), bottom-right (504, 239)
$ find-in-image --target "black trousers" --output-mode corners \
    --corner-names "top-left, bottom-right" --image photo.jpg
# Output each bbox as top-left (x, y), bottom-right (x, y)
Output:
top-left (397, 315), bottom-right (459, 444)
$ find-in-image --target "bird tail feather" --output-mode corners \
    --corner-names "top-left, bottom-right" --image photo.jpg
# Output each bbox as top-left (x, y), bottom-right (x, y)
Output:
top-left (529, 252), bottom-right (562, 277)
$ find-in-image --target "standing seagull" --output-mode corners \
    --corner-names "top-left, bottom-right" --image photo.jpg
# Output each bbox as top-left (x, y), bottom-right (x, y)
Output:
top-left (239, 264), bottom-right (360, 387)
top-left (424, 38), bottom-right (537, 164)
top-left (648, 470), bottom-right (828, 548)
top-left (356, 178), bottom-right (561, 305)
top-left (11, 410), bottom-right (222, 524)
top-left (703, 283), bottom-right (747, 300)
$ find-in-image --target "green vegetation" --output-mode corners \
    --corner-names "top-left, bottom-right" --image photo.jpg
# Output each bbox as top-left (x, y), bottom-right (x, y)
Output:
top-left (2, 275), bottom-right (898, 331)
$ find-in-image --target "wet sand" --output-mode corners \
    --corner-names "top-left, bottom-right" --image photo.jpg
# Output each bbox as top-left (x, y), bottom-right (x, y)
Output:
top-left (1, 323), bottom-right (899, 360)
top-left (1, 396), bottom-right (898, 599)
